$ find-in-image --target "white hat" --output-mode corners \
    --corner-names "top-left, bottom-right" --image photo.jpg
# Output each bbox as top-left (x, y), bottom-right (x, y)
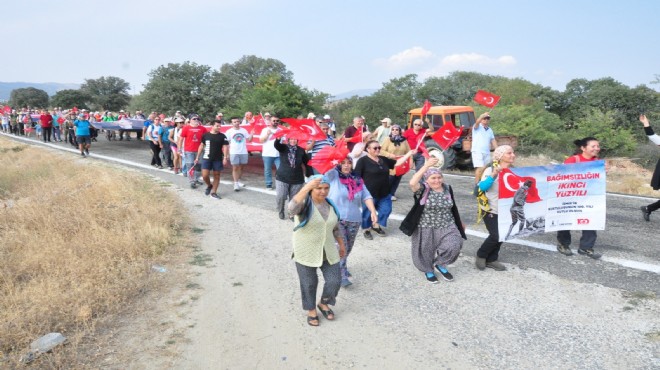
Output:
top-left (264, 112), bottom-right (271, 116)
top-left (323, 114), bottom-right (331, 120)
top-left (307, 112), bottom-right (316, 119)
top-left (216, 112), bottom-right (223, 116)
top-left (380, 118), bottom-right (392, 125)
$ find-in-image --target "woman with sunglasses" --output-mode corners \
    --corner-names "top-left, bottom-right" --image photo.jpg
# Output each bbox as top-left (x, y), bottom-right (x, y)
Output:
top-left (380, 124), bottom-right (412, 201)
top-left (354, 140), bottom-right (415, 240)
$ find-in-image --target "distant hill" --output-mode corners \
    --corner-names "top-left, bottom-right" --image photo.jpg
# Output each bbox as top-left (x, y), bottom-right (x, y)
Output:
top-left (330, 88), bottom-right (377, 101)
top-left (0, 82), bottom-right (80, 101)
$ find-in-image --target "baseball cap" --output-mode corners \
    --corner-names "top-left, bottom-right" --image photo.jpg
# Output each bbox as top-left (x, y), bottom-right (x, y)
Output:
top-left (307, 112), bottom-right (316, 119)
top-left (380, 118), bottom-right (392, 125)
top-left (323, 114), bottom-right (331, 120)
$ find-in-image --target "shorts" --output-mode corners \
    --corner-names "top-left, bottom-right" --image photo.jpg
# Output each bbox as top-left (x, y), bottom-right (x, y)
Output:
top-left (201, 159), bottom-right (224, 171)
top-left (230, 154), bottom-right (248, 166)
top-left (471, 151), bottom-right (491, 168)
top-left (170, 143), bottom-right (178, 151)
top-left (77, 135), bottom-right (91, 145)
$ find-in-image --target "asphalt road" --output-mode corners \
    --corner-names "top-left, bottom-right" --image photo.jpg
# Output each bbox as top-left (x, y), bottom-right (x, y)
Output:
top-left (6, 133), bottom-right (660, 295)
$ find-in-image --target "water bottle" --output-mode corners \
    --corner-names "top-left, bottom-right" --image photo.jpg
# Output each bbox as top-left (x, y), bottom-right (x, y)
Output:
top-left (30, 332), bottom-right (66, 353)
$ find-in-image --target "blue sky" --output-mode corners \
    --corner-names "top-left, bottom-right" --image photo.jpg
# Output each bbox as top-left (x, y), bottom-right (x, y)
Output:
top-left (3, 0), bottom-right (658, 96)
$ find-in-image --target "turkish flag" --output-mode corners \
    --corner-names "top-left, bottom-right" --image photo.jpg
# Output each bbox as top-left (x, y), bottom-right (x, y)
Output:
top-left (281, 118), bottom-right (326, 141)
top-left (474, 90), bottom-right (501, 108)
top-left (421, 99), bottom-right (432, 116)
top-left (251, 114), bottom-right (266, 133)
top-left (72, 106), bottom-right (79, 113)
top-left (498, 168), bottom-right (542, 203)
top-left (394, 155), bottom-right (411, 176)
top-left (273, 126), bottom-right (310, 146)
top-left (3, 105), bottom-right (11, 114)
top-left (431, 121), bottom-right (463, 150)
top-left (57, 117), bottom-right (65, 124)
top-left (346, 129), bottom-right (364, 143)
top-left (308, 143), bottom-right (350, 174)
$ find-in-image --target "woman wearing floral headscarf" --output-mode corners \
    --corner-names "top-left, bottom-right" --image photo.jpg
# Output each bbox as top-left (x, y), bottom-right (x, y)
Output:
top-left (408, 157), bottom-right (466, 283)
top-left (475, 145), bottom-right (515, 271)
top-left (275, 136), bottom-right (313, 219)
top-left (326, 156), bottom-right (378, 287)
top-left (380, 124), bottom-right (412, 201)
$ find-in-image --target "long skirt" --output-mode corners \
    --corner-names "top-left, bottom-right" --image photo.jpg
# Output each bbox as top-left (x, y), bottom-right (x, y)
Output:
top-left (411, 225), bottom-right (463, 272)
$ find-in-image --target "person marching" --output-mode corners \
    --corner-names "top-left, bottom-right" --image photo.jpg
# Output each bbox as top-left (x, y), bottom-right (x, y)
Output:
top-left (195, 120), bottom-right (229, 199)
top-left (639, 114), bottom-right (660, 221)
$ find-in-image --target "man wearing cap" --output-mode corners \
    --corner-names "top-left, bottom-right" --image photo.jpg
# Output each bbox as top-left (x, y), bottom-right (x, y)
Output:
top-left (178, 115), bottom-right (207, 188)
top-left (146, 116), bottom-right (164, 168)
top-left (226, 117), bottom-right (254, 191)
top-left (215, 112), bottom-right (227, 125)
top-left (373, 118), bottom-right (392, 144)
top-left (259, 114), bottom-right (281, 189)
top-left (471, 112), bottom-right (498, 184)
top-left (323, 114), bottom-right (336, 137)
top-left (74, 113), bottom-right (92, 157)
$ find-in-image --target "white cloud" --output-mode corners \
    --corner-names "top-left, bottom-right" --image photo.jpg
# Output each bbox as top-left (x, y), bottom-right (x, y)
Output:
top-left (440, 53), bottom-right (517, 67)
top-left (373, 47), bottom-right (435, 70)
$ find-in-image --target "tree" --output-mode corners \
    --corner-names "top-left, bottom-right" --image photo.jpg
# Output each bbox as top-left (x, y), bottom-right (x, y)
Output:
top-left (9, 87), bottom-right (49, 108)
top-left (357, 74), bottom-right (421, 125)
top-left (50, 89), bottom-right (91, 110)
top-left (211, 55), bottom-right (294, 108)
top-left (80, 76), bottom-right (131, 111)
top-left (139, 62), bottom-right (216, 118)
top-left (234, 74), bottom-right (328, 118)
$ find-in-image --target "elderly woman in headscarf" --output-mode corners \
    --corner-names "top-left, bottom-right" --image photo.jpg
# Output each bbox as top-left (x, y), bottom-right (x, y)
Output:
top-left (275, 136), bottom-right (313, 219)
top-left (289, 175), bottom-right (347, 327)
top-left (408, 157), bottom-right (466, 283)
top-left (475, 145), bottom-right (516, 271)
top-left (380, 124), bottom-right (412, 201)
top-left (326, 156), bottom-right (378, 287)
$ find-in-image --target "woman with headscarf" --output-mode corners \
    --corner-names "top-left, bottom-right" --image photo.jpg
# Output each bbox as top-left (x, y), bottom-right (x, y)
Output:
top-left (275, 136), bottom-right (313, 219)
top-left (289, 175), bottom-right (346, 327)
top-left (639, 114), bottom-right (660, 222)
top-left (555, 137), bottom-right (602, 259)
top-left (475, 145), bottom-right (516, 271)
top-left (380, 124), bottom-right (412, 201)
top-left (354, 140), bottom-right (416, 240)
top-left (408, 157), bottom-right (466, 283)
top-left (326, 156), bottom-right (378, 287)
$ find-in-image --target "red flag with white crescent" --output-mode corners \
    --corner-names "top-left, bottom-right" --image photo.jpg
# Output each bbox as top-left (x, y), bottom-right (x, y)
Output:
top-left (498, 168), bottom-right (542, 203)
top-left (431, 121), bottom-right (463, 150)
top-left (308, 143), bottom-right (350, 174)
top-left (281, 118), bottom-right (326, 141)
top-left (3, 105), bottom-right (11, 114)
top-left (394, 155), bottom-right (411, 176)
top-left (421, 99), bottom-right (432, 116)
top-left (473, 90), bottom-right (501, 108)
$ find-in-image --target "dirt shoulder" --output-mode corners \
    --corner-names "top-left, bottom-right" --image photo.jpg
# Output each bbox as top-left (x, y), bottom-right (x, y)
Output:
top-left (106, 185), bottom-right (659, 369)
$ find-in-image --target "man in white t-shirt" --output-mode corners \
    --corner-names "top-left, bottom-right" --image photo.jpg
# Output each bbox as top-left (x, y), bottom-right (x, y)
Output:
top-left (471, 112), bottom-right (498, 184)
top-left (259, 114), bottom-right (281, 189)
top-left (225, 117), bottom-right (254, 191)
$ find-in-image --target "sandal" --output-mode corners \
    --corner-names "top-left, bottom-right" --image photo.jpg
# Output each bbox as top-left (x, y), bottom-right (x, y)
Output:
top-left (307, 315), bottom-right (320, 327)
top-left (317, 304), bottom-right (335, 320)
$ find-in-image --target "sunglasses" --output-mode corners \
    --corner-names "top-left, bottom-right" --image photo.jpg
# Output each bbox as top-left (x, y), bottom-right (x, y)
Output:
top-left (191, 118), bottom-right (200, 121)
top-left (370, 146), bottom-right (381, 150)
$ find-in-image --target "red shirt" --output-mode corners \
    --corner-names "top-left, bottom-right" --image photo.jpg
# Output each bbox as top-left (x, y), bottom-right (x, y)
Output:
top-left (39, 114), bottom-right (53, 128)
top-left (403, 128), bottom-right (426, 149)
top-left (564, 154), bottom-right (598, 164)
top-left (179, 125), bottom-right (207, 152)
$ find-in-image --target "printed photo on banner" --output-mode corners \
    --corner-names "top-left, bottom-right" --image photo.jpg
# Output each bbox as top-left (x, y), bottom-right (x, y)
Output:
top-left (497, 160), bottom-right (606, 242)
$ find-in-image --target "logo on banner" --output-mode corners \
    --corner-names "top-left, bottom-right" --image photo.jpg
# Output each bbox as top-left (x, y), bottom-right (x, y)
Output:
top-left (577, 218), bottom-right (590, 225)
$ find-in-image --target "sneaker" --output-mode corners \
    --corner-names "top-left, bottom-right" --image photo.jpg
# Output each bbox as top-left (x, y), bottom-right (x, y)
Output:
top-left (371, 227), bottom-right (386, 237)
top-left (485, 261), bottom-right (507, 271)
top-left (210, 193), bottom-right (222, 199)
top-left (577, 248), bottom-right (601, 259)
top-left (425, 272), bottom-right (439, 284)
top-left (363, 230), bottom-right (373, 240)
top-left (81, 152), bottom-right (86, 157)
top-left (157, 165), bottom-right (164, 169)
top-left (641, 206), bottom-right (651, 222)
top-left (190, 183), bottom-right (197, 189)
top-left (237, 181), bottom-right (246, 188)
top-left (266, 184), bottom-right (273, 189)
top-left (341, 279), bottom-right (353, 287)
top-left (205, 186), bottom-right (212, 196)
top-left (278, 211), bottom-right (286, 220)
top-left (475, 257), bottom-right (486, 270)
top-left (234, 183), bottom-right (240, 192)
top-left (391, 196), bottom-right (397, 201)
top-left (556, 244), bottom-right (574, 256)
top-left (435, 265), bottom-right (454, 281)
top-left (85, 148), bottom-right (89, 155)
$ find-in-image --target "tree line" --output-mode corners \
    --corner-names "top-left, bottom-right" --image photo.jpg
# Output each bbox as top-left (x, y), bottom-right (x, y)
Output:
top-left (5, 55), bottom-right (660, 160)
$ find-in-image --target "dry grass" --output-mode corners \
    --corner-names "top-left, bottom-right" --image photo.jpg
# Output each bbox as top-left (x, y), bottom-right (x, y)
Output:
top-left (0, 138), bottom-right (185, 367)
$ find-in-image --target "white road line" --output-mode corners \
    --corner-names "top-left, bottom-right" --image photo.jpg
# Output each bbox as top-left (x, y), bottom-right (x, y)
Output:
top-left (4, 133), bottom-right (660, 274)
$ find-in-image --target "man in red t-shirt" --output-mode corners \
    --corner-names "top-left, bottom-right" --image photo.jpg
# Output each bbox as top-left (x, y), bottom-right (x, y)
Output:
top-left (177, 115), bottom-right (208, 188)
top-left (39, 110), bottom-right (53, 143)
top-left (403, 118), bottom-right (431, 171)
top-left (343, 116), bottom-right (368, 151)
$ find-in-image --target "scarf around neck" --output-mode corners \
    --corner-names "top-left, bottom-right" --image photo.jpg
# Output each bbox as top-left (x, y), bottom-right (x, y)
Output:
top-left (335, 167), bottom-right (364, 201)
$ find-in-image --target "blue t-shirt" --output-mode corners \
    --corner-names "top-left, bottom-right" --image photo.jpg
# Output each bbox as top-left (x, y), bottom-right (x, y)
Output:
top-left (74, 120), bottom-right (91, 136)
top-left (162, 126), bottom-right (173, 143)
